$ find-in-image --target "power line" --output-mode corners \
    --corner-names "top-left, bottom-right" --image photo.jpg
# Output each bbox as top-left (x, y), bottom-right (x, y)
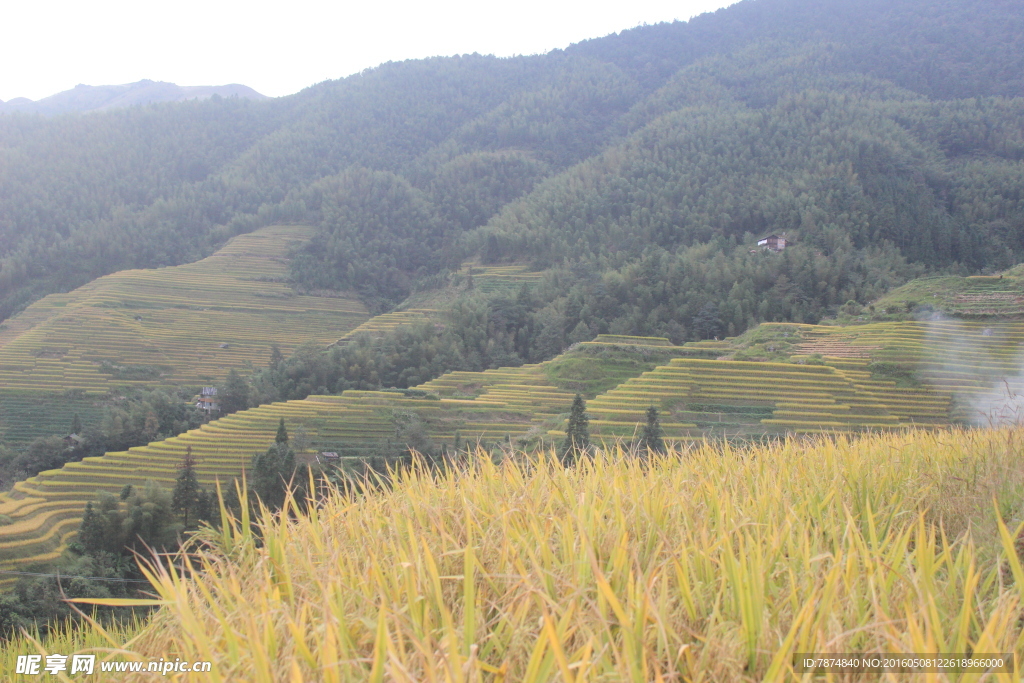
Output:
top-left (0, 570), bottom-right (152, 584)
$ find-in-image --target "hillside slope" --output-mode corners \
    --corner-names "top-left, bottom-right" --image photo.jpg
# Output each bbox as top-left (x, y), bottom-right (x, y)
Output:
top-left (0, 0), bottom-right (1021, 327)
top-left (0, 340), bottom-right (666, 574)
top-left (6, 313), bottom-right (1024, 574)
top-left (0, 225), bottom-right (367, 445)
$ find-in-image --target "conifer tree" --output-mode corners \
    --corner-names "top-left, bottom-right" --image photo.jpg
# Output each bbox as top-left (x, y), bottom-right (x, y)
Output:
top-left (71, 413), bottom-right (82, 435)
top-left (560, 393), bottom-right (590, 464)
top-left (172, 446), bottom-right (201, 528)
top-left (275, 418), bottom-right (289, 445)
top-left (195, 488), bottom-right (214, 525)
top-left (251, 441), bottom-right (295, 512)
top-left (639, 405), bottom-right (665, 456)
top-left (77, 501), bottom-right (105, 555)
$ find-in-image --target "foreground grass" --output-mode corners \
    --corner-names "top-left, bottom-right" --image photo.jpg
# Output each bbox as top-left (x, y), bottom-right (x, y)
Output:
top-left (6, 428), bottom-right (1024, 681)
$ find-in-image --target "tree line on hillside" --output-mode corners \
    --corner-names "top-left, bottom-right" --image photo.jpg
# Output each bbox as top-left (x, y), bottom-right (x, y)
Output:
top-left (0, 0), bottom-right (1021, 323)
top-left (0, 389), bottom-right (205, 487)
top-left (287, 43), bottom-right (1024, 330)
top-left (251, 242), bottom-right (912, 406)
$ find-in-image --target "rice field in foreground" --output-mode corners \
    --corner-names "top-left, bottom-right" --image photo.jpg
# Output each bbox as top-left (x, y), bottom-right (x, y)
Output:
top-left (6, 427), bottom-right (1024, 681)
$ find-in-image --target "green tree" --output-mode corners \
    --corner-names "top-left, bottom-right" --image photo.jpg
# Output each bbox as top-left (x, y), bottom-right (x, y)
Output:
top-left (219, 369), bottom-right (250, 415)
top-left (560, 393), bottom-right (591, 464)
top-left (639, 406), bottom-right (665, 456)
top-left (0, 593), bottom-right (27, 637)
top-left (13, 436), bottom-right (71, 478)
top-left (71, 413), bottom-right (82, 434)
top-left (172, 446), bottom-right (201, 528)
top-left (250, 442), bottom-right (295, 512)
top-left (269, 344), bottom-right (284, 369)
top-left (692, 303), bottom-right (723, 340)
top-left (121, 480), bottom-right (181, 554)
top-left (78, 492), bottom-right (122, 555)
top-left (195, 488), bottom-right (214, 525)
top-left (275, 418), bottom-right (289, 445)
top-left (77, 483), bottom-right (181, 560)
top-left (568, 320), bottom-right (593, 345)
top-left (77, 501), bottom-right (106, 556)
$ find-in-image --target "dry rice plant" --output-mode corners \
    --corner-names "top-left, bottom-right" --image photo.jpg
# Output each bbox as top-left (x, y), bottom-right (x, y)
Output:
top-left (8, 427), bottom-right (1024, 681)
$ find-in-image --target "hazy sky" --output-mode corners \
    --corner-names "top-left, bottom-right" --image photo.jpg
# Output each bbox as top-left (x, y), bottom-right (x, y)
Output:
top-left (1, 0), bottom-right (737, 102)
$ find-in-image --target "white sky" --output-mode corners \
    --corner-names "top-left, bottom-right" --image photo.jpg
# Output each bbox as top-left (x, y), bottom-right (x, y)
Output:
top-left (1, 0), bottom-right (738, 102)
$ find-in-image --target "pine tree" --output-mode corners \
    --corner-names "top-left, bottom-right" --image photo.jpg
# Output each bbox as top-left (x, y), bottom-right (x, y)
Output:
top-left (77, 501), bottom-right (105, 555)
top-left (560, 393), bottom-right (590, 464)
top-left (275, 418), bottom-right (289, 445)
top-left (250, 442), bottom-right (295, 512)
top-left (195, 488), bottom-right (214, 525)
top-left (70, 413), bottom-right (82, 435)
top-left (639, 406), bottom-right (665, 456)
top-left (172, 446), bottom-right (201, 528)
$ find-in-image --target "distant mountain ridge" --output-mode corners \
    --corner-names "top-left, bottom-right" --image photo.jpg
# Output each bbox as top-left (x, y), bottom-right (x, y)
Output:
top-left (0, 79), bottom-right (268, 115)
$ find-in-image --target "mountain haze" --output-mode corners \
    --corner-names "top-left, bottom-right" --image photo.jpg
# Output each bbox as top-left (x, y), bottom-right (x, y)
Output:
top-left (0, 80), bottom-right (268, 116)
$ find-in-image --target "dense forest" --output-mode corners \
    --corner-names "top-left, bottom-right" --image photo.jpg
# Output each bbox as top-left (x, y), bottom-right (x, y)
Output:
top-left (1, 0), bottom-right (1022, 379)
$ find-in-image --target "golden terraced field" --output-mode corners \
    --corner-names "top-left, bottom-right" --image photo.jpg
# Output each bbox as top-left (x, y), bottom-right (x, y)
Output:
top-left (4, 306), bottom-right (1024, 585)
top-left (0, 225), bottom-right (369, 393)
top-left (7, 428), bottom-right (1024, 681)
top-left (0, 359), bottom-right (583, 575)
top-left (0, 329), bottom-right (981, 576)
top-left (790, 319), bottom-right (1024, 421)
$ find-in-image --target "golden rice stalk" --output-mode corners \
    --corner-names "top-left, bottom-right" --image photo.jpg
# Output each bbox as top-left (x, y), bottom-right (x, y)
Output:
top-left (8, 427), bottom-right (1024, 681)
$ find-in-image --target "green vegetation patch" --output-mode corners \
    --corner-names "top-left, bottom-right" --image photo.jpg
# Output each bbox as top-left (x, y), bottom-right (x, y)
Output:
top-left (0, 391), bottom-right (105, 446)
top-left (97, 361), bottom-right (170, 381)
top-left (867, 361), bottom-right (921, 387)
top-left (872, 272), bottom-right (1024, 320)
top-left (544, 346), bottom-right (674, 396)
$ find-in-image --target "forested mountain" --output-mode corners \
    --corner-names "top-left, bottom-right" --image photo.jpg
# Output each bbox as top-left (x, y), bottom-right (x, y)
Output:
top-left (1, 0), bottom-right (1022, 345)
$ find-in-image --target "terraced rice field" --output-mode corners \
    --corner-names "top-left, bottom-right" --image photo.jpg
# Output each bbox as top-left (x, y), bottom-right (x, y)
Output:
top-left (6, 318), bottom-right (1024, 581)
top-left (569, 357), bottom-right (951, 441)
top-left (0, 358), bottom-right (585, 576)
top-left (554, 320), bottom-right (1024, 440)
top-left (461, 262), bottom-right (545, 293)
top-left (334, 308), bottom-right (439, 342)
top-left (0, 391), bottom-right (105, 445)
top-left (791, 319), bottom-right (1024, 419)
top-left (0, 225), bottom-right (369, 394)
top-left (874, 272), bottom-right (1024, 317)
